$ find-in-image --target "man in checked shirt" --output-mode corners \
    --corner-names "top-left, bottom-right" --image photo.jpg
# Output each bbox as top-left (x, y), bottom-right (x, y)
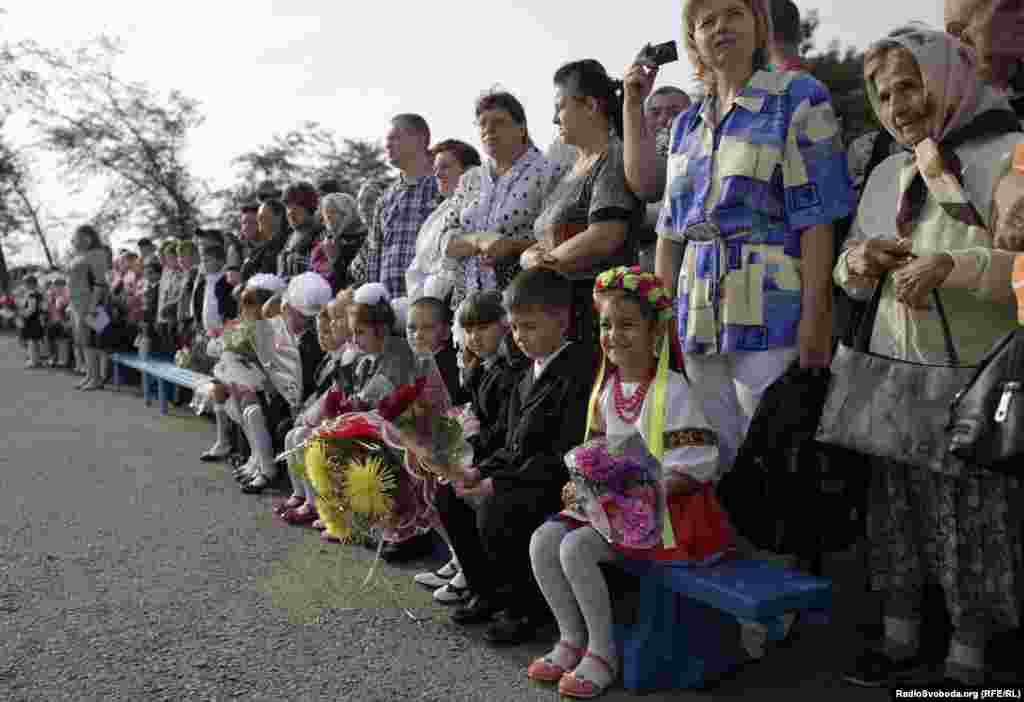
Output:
top-left (366, 113), bottom-right (442, 299)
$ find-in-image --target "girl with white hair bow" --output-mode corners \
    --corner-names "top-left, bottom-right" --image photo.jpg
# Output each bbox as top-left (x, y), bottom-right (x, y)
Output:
top-left (239, 272), bottom-right (333, 495)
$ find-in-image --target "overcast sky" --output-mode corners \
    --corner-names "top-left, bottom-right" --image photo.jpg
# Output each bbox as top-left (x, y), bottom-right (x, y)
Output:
top-left (2, 0), bottom-right (943, 260)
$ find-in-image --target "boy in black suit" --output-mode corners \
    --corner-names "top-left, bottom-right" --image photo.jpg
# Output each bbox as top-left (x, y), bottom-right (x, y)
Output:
top-left (435, 269), bottom-right (597, 645)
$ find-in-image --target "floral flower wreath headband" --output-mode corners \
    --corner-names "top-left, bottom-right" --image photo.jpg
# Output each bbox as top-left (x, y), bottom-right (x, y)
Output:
top-left (593, 266), bottom-right (674, 322)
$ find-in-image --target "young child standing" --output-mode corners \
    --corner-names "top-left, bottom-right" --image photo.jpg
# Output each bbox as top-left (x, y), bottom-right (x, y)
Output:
top-left (526, 267), bottom-right (732, 699)
top-left (176, 239), bottom-right (200, 341)
top-left (186, 244), bottom-right (237, 374)
top-left (138, 258), bottom-right (164, 356)
top-left (19, 275), bottom-right (45, 368)
top-left (433, 268), bottom-right (597, 646)
top-left (46, 278), bottom-right (72, 369)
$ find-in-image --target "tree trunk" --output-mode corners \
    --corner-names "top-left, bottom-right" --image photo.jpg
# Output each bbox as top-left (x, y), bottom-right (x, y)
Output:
top-left (13, 186), bottom-right (55, 268)
top-left (0, 243), bottom-right (10, 293)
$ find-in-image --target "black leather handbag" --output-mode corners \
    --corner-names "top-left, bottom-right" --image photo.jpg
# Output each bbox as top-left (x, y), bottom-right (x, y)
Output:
top-left (816, 273), bottom-right (975, 476)
top-left (947, 328), bottom-right (1024, 474)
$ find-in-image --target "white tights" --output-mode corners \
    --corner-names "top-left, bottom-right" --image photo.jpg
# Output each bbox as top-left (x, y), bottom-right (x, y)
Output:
top-left (530, 522), bottom-right (617, 664)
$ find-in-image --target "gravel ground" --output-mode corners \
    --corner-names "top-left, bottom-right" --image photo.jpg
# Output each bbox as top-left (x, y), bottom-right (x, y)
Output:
top-left (3, 333), bottom-right (1015, 701)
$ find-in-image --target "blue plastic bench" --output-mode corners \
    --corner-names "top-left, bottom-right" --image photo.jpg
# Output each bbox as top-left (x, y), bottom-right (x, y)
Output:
top-left (110, 352), bottom-right (212, 415)
top-left (608, 558), bottom-right (832, 691)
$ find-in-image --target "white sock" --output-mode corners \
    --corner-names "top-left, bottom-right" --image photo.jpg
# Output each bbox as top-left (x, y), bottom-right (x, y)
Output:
top-left (243, 404), bottom-right (277, 480)
top-left (208, 404), bottom-right (231, 454)
top-left (302, 479), bottom-right (317, 504)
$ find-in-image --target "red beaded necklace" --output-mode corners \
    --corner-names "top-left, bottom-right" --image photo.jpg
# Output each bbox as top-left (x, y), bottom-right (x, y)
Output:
top-left (611, 367), bottom-right (655, 424)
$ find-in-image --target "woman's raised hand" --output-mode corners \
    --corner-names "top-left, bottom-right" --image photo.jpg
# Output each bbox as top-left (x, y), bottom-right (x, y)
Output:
top-left (623, 62), bottom-right (658, 107)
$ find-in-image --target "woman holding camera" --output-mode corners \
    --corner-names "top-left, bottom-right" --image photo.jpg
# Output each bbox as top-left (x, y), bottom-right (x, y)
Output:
top-left (622, 0), bottom-right (855, 474)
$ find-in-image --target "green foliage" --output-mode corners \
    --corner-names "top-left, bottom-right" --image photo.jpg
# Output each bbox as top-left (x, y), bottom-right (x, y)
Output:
top-left (4, 37), bottom-right (205, 240)
top-left (208, 122), bottom-right (392, 230)
top-left (799, 11), bottom-right (879, 141)
top-left (230, 121), bottom-right (393, 195)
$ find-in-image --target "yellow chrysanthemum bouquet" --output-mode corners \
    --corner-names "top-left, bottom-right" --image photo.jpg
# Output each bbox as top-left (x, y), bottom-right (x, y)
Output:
top-left (303, 413), bottom-right (403, 545)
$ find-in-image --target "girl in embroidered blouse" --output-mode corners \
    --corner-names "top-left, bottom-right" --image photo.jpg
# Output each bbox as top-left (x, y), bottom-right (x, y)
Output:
top-left (444, 91), bottom-right (565, 308)
top-left (527, 267), bottom-right (731, 700)
top-left (621, 0), bottom-right (854, 474)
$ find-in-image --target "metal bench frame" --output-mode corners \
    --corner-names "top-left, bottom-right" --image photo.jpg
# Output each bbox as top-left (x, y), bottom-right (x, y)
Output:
top-left (111, 352), bottom-right (212, 415)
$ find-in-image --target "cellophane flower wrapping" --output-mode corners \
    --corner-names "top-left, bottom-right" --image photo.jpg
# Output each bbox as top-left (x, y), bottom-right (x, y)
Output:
top-left (304, 413), bottom-right (404, 545)
top-left (563, 432), bottom-right (665, 549)
top-left (174, 347), bottom-right (193, 369)
top-left (211, 320), bottom-right (265, 391)
top-left (221, 319), bottom-right (257, 358)
top-left (380, 356), bottom-right (474, 479)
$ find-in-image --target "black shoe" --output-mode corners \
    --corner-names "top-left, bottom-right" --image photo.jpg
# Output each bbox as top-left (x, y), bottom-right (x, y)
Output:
top-left (841, 649), bottom-right (930, 687)
top-left (484, 613), bottom-right (541, 646)
top-left (199, 449), bottom-right (232, 462)
top-left (451, 595), bottom-right (502, 625)
top-left (380, 533), bottom-right (434, 563)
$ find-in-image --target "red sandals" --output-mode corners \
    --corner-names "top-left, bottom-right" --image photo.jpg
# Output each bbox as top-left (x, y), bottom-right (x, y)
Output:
top-left (557, 651), bottom-right (618, 699)
top-left (526, 640), bottom-right (584, 683)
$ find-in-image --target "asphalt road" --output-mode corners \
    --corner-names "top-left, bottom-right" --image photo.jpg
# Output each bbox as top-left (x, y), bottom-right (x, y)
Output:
top-left (0, 331), bottom-right (976, 701)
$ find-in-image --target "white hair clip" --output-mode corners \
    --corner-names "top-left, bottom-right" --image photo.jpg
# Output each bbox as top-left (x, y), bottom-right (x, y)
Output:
top-left (245, 273), bottom-right (286, 293)
top-left (283, 272), bottom-right (333, 317)
top-left (353, 282), bottom-right (390, 306)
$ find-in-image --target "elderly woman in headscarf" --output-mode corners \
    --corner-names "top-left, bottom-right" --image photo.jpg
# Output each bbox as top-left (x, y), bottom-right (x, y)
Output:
top-left (312, 191), bottom-right (364, 292)
top-left (347, 181), bottom-right (386, 288)
top-left (835, 26), bottom-right (1023, 689)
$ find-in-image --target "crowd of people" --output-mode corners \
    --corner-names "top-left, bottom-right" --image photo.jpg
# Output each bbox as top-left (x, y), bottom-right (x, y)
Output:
top-left (4, 0), bottom-right (1024, 694)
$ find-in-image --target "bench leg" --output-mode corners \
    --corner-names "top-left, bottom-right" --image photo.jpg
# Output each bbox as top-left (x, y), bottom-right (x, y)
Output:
top-left (143, 372), bottom-right (151, 406)
top-left (112, 362), bottom-right (122, 389)
top-left (159, 380), bottom-right (169, 415)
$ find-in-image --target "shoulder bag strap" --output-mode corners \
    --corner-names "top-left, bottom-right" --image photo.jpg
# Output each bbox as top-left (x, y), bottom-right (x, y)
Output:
top-left (853, 270), bottom-right (961, 365)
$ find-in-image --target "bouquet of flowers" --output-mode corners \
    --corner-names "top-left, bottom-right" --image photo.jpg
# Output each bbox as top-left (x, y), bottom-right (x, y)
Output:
top-left (300, 374), bottom-right (471, 546)
top-left (303, 413), bottom-right (404, 545)
top-left (211, 320), bottom-right (265, 391)
top-left (562, 432), bottom-right (665, 549)
top-left (221, 319), bottom-right (256, 357)
top-left (174, 346), bottom-right (193, 369)
top-left (381, 380), bottom-right (474, 478)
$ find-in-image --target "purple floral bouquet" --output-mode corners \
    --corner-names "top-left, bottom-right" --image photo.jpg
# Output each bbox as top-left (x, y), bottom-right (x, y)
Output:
top-left (562, 432), bottom-right (665, 549)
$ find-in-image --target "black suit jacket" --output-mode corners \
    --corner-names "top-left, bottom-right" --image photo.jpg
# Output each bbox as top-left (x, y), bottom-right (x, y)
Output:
top-left (465, 332), bottom-right (529, 464)
top-left (478, 341), bottom-right (596, 496)
top-left (435, 341), bottom-right (470, 407)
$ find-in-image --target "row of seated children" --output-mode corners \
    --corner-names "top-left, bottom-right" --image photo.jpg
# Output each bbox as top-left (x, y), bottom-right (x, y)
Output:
top-left (414, 267), bottom-right (738, 699)
top-left (190, 265), bottom-right (469, 562)
top-left (188, 264), bottom-right (738, 700)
